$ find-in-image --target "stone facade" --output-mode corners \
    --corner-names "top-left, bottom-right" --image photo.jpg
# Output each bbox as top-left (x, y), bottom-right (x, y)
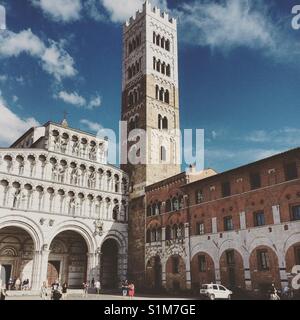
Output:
top-left (0, 121), bottom-right (128, 290)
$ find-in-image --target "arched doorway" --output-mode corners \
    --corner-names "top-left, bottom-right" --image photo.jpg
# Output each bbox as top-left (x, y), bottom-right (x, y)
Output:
top-left (165, 255), bottom-right (186, 291)
top-left (249, 245), bottom-right (280, 291)
top-left (0, 226), bottom-right (35, 289)
top-left (191, 252), bottom-right (215, 292)
top-left (146, 256), bottom-right (162, 291)
top-left (47, 231), bottom-right (88, 288)
top-left (220, 249), bottom-right (245, 289)
top-left (101, 239), bottom-right (119, 289)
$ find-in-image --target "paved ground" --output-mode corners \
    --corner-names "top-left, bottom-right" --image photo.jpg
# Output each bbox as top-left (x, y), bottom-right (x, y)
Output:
top-left (6, 293), bottom-right (192, 300)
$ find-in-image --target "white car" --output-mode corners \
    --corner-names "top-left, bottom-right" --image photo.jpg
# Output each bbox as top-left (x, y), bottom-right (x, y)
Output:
top-left (200, 284), bottom-right (233, 300)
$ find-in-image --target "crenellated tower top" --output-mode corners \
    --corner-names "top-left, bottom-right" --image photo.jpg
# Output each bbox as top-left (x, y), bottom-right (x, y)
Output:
top-left (123, 0), bottom-right (176, 32)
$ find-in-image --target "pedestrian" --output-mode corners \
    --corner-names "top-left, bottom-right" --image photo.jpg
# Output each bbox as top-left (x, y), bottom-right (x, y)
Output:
top-left (8, 278), bottom-right (13, 291)
top-left (270, 283), bottom-right (280, 300)
top-left (95, 280), bottom-right (101, 295)
top-left (52, 289), bottom-right (62, 300)
top-left (91, 278), bottom-right (95, 288)
top-left (40, 282), bottom-right (48, 300)
top-left (82, 282), bottom-right (89, 298)
top-left (15, 278), bottom-right (21, 291)
top-left (0, 286), bottom-right (7, 300)
top-left (62, 282), bottom-right (68, 300)
top-left (121, 280), bottom-right (128, 297)
top-left (128, 282), bottom-right (135, 300)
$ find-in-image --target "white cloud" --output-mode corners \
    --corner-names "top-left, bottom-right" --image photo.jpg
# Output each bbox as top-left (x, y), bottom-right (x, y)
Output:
top-left (0, 29), bottom-right (77, 81)
top-left (177, 0), bottom-right (275, 51)
top-left (57, 91), bottom-right (86, 107)
top-left (100, 0), bottom-right (167, 23)
top-left (56, 91), bottom-right (102, 109)
top-left (88, 94), bottom-right (102, 109)
top-left (32, 0), bottom-right (82, 22)
top-left (0, 95), bottom-right (40, 146)
top-left (80, 119), bottom-right (103, 132)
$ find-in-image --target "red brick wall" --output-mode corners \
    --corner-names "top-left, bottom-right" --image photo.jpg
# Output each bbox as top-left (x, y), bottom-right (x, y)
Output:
top-left (191, 252), bottom-right (215, 290)
top-left (165, 255), bottom-right (186, 291)
top-left (249, 246), bottom-right (281, 290)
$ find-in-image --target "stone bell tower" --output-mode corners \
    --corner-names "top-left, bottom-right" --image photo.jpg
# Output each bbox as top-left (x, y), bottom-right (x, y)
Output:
top-left (121, 1), bottom-right (181, 287)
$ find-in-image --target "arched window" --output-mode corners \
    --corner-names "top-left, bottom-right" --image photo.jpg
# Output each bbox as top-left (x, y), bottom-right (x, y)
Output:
top-left (155, 85), bottom-right (159, 99)
top-left (166, 199), bottom-right (171, 212)
top-left (129, 42), bottom-right (132, 54)
top-left (159, 88), bottom-right (164, 101)
top-left (161, 63), bottom-right (166, 74)
top-left (132, 64), bottom-right (136, 76)
top-left (161, 37), bottom-right (165, 48)
top-left (134, 90), bottom-right (138, 104)
top-left (156, 34), bottom-right (160, 46)
top-left (151, 229), bottom-right (157, 242)
top-left (178, 195), bottom-right (184, 209)
top-left (134, 115), bottom-right (139, 129)
top-left (166, 39), bottom-right (170, 51)
top-left (147, 205), bottom-right (152, 217)
top-left (153, 32), bottom-right (156, 44)
top-left (166, 225), bottom-right (171, 240)
top-left (166, 64), bottom-right (171, 77)
top-left (156, 228), bottom-right (162, 241)
top-left (165, 90), bottom-right (170, 104)
top-left (128, 67), bottom-right (132, 79)
top-left (152, 203), bottom-right (156, 216)
top-left (172, 224), bottom-right (178, 239)
top-left (158, 114), bottom-right (162, 129)
top-left (157, 202), bottom-right (162, 215)
top-left (132, 38), bottom-right (136, 50)
top-left (129, 92), bottom-right (133, 106)
top-left (153, 57), bottom-right (156, 70)
top-left (172, 197), bottom-right (179, 211)
top-left (146, 229), bottom-right (151, 243)
top-left (162, 117), bottom-right (168, 130)
top-left (156, 60), bottom-right (161, 72)
top-left (161, 146), bottom-right (166, 162)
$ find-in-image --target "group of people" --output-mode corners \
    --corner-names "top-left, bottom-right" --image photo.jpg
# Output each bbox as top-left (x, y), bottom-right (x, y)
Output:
top-left (40, 280), bottom-right (68, 300)
top-left (82, 278), bottom-right (101, 297)
top-left (6, 278), bottom-right (30, 291)
top-left (121, 280), bottom-right (135, 299)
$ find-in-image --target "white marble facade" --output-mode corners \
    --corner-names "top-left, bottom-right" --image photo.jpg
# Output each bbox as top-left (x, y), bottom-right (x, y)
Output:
top-left (0, 121), bottom-right (129, 290)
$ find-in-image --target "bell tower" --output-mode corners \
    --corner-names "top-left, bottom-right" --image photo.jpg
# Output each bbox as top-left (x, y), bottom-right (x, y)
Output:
top-left (121, 1), bottom-right (181, 287)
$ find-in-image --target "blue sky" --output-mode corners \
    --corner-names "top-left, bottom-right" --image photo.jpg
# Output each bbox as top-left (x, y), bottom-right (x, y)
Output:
top-left (0, 0), bottom-right (300, 173)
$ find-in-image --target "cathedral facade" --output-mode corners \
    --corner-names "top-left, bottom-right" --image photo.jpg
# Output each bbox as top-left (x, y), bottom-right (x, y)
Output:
top-left (0, 121), bottom-right (128, 290)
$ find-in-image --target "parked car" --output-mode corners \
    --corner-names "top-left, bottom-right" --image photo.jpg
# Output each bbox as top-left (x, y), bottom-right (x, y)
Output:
top-left (200, 284), bottom-right (233, 300)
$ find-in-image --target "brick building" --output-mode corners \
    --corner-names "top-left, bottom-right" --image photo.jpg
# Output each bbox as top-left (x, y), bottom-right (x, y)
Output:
top-left (145, 148), bottom-right (300, 292)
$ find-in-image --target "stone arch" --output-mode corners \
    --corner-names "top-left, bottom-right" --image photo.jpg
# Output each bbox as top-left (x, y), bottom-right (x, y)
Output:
top-left (191, 251), bottom-right (215, 292)
top-left (219, 248), bottom-right (245, 289)
top-left (47, 221), bottom-right (96, 254)
top-left (284, 232), bottom-right (300, 274)
top-left (0, 216), bottom-right (43, 250)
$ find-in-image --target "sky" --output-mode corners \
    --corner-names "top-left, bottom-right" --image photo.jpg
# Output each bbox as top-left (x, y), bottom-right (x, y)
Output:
top-left (0, 0), bottom-right (300, 173)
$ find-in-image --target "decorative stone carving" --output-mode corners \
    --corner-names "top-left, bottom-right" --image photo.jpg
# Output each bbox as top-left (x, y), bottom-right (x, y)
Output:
top-left (94, 219), bottom-right (104, 236)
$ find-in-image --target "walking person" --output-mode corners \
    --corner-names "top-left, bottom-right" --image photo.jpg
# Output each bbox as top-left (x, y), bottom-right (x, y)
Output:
top-left (128, 282), bottom-right (135, 300)
top-left (121, 280), bottom-right (128, 297)
top-left (91, 278), bottom-right (95, 288)
top-left (15, 278), bottom-right (21, 291)
top-left (0, 285), bottom-right (7, 300)
top-left (95, 280), bottom-right (101, 295)
top-left (62, 282), bottom-right (68, 300)
top-left (82, 282), bottom-right (89, 298)
top-left (40, 282), bottom-right (48, 300)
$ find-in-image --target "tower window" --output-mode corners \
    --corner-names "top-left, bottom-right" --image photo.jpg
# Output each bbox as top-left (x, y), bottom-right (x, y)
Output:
top-left (156, 35), bottom-right (160, 46)
top-left (161, 146), bottom-right (166, 162)
top-left (153, 31), bottom-right (156, 44)
top-left (172, 257), bottom-right (179, 274)
top-left (162, 117), bottom-right (168, 130)
top-left (166, 39), bottom-right (170, 51)
top-left (161, 37), bottom-right (165, 48)
top-left (221, 181), bottom-right (231, 197)
top-left (159, 88), bottom-right (164, 101)
top-left (165, 90), bottom-right (169, 104)
top-left (166, 64), bottom-right (171, 77)
top-left (153, 57), bottom-right (156, 70)
top-left (254, 211), bottom-right (265, 227)
top-left (158, 114), bottom-right (162, 129)
top-left (291, 205), bottom-right (300, 221)
top-left (224, 216), bottom-right (233, 231)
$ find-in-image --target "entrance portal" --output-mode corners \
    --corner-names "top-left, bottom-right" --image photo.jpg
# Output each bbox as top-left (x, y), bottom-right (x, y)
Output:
top-left (48, 231), bottom-right (88, 288)
top-left (101, 239), bottom-right (119, 289)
